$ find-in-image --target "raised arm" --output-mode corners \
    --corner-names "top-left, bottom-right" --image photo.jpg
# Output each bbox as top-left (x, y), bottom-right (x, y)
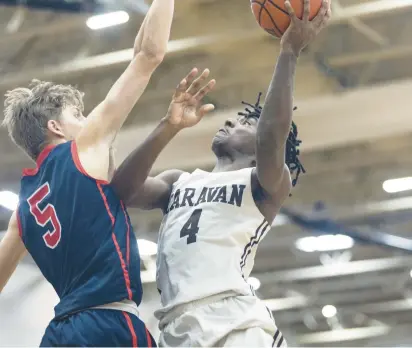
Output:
top-left (0, 212), bottom-right (27, 292)
top-left (76, 0), bottom-right (174, 181)
top-left (255, 0), bottom-right (331, 201)
top-left (112, 68), bottom-right (216, 209)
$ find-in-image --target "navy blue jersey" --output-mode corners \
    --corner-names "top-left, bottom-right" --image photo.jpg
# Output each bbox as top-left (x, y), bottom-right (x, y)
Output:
top-left (17, 141), bottom-right (142, 319)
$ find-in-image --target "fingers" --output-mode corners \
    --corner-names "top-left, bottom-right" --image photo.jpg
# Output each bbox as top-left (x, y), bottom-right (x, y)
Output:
top-left (312, 0), bottom-right (331, 27)
top-left (174, 68), bottom-right (198, 99)
top-left (173, 78), bottom-right (188, 99)
top-left (284, 1), bottom-right (297, 22)
top-left (194, 79), bottom-right (216, 102)
top-left (187, 69), bottom-right (210, 96)
top-left (302, 0), bottom-right (310, 22)
top-left (198, 104), bottom-right (215, 118)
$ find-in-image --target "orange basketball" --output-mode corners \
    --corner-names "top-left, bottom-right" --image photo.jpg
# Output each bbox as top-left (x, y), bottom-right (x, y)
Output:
top-left (251, 0), bottom-right (323, 38)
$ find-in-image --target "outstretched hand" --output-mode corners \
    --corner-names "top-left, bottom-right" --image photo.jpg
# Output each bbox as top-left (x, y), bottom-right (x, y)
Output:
top-left (165, 68), bottom-right (216, 130)
top-left (281, 0), bottom-right (332, 57)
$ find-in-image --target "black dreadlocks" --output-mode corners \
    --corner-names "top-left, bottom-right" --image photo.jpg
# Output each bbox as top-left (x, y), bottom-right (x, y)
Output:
top-left (238, 92), bottom-right (306, 187)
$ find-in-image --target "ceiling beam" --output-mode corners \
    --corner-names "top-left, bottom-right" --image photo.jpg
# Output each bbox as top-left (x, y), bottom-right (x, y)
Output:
top-left (333, 0), bottom-right (412, 23)
top-left (328, 45), bottom-right (412, 67)
top-left (0, 30), bottom-right (263, 87)
top-left (0, 0), bottom-right (409, 86)
top-left (297, 325), bottom-right (390, 345)
top-left (112, 78), bottom-right (412, 172)
top-left (141, 256), bottom-right (412, 283)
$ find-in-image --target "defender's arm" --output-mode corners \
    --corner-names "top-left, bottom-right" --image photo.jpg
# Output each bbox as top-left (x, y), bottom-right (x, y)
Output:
top-left (76, 0), bottom-right (174, 180)
top-left (0, 212), bottom-right (27, 292)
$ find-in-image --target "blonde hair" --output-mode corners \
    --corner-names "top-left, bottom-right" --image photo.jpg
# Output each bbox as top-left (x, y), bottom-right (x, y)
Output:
top-left (2, 80), bottom-right (84, 160)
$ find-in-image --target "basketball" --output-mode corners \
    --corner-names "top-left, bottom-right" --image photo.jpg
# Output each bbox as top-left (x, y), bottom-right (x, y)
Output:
top-left (251, 0), bottom-right (323, 38)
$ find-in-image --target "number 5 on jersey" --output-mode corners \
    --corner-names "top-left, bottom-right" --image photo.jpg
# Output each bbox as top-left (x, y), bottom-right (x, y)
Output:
top-left (180, 209), bottom-right (202, 244)
top-left (27, 182), bottom-right (62, 249)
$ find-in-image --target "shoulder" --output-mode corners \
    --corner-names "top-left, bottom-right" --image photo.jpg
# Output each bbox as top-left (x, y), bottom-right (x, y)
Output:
top-left (156, 169), bottom-right (185, 185)
top-left (251, 166), bottom-right (292, 223)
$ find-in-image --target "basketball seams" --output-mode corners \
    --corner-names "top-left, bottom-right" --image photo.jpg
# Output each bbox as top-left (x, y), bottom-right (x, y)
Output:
top-left (267, 0), bottom-right (289, 15)
top-left (252, 0), bottom-right (283, 37)
top-left (262, 5), bottom-right (283, 37)
top-left (251, 0), bottom-right (288, 37)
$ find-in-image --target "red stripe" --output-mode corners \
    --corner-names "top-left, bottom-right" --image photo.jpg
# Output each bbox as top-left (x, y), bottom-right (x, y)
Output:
top-left (145, 327), bottom-right (152, 348)
top-left (120, 201), bottom-right (131, 266)
top-left (122, 312), bottom-right (138, 348)
top-left (97, 183), bottom-right (133, 300)
top-left (16, 206), bottom-right (23, 238)
top-left (71, 141), bottom-right (109, 185)
top-left (23, 144), bottom-right (56, 176)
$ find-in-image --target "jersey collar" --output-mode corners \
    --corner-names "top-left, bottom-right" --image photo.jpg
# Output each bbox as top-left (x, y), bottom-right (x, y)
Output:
top-left (23, 144), bottom-right (56, 176)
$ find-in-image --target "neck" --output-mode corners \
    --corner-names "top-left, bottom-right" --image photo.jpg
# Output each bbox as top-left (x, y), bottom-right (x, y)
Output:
top-left (212, 155), bottom-right (254, 172)
top-left (49, 138), bottom-right (67, 147)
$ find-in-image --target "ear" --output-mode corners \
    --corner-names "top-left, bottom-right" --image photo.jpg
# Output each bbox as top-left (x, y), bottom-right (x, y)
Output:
top-left (47, 119), bottom-right (65, 138)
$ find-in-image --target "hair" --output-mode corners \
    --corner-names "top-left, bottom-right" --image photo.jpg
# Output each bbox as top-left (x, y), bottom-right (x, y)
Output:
top-left (238, 92), bottom-right (306, 187)
top-left (2, 79), bottom-right (84, 160)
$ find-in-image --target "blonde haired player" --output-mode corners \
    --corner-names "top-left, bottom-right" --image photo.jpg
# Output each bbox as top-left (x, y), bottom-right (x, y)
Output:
top-left (112, 0), bottom-right (332, 346)
top-left (0, 0), bottom-right (178, 345)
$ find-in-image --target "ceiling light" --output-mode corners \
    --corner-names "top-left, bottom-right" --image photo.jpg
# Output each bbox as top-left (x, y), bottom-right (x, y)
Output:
top-left (322, 305), bottom-right (337, 318)
top-left (382, 177), bottom-right (412, 193)
top-left (137, 239), bottom-right (157, 257)
top-left (409, 269), bottom-right (412, 278)
top-left (86, 11), bottom-right (129, 30)
top-left (247, 276), bottom-right (261, 290)
top-left (0, 191), bottom-right (18, 211)
top-left (295, 234), bottom-right (354, 253)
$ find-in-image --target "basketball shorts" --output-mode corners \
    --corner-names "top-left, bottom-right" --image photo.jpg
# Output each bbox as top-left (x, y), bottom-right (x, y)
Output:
top-left (40, 308), bottom-right (156, 347)
top-left (158, 295), bottom-right (287, 347)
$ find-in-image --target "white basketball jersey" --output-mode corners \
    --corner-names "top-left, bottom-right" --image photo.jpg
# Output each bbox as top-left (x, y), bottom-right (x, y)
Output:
top-left (155, 167), bottom-right (271, 317)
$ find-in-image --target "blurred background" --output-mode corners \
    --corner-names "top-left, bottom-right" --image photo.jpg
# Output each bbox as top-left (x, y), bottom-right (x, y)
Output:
top-left (1, 0), bottom-right (412, 346)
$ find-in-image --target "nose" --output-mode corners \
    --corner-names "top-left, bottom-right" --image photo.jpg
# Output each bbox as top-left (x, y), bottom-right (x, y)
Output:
top-left (225, 118), bottom-right (236, 128)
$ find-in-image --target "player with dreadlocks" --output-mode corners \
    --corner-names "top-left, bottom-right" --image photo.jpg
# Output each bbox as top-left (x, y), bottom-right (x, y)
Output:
top-left (111, 0), bottom-right (330, 346)
top-left (238, 93), bottom-right (305, 188)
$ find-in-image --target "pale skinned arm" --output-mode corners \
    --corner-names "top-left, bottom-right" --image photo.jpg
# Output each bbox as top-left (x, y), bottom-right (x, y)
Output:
top-left (0, 212), bottom-right (27, 293)
top-left (75, 0), bottom-right (175, 182)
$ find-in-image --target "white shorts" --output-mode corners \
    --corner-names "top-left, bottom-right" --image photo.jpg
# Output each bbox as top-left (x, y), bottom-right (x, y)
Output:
top-left (158, 295), bottom-right (287, 347)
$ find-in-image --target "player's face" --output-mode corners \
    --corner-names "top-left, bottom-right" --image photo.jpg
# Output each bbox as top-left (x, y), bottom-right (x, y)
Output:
top-left (49, 106), bottom-right (86, 141)
top-left (212, 116), bottom-right (258, 157)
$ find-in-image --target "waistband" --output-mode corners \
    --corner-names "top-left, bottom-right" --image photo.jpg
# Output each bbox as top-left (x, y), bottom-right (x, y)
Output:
top-left (156, 292), bottom-right (236, 329)
top-left (91, 299), bottom-right (139, 317)
top-left (57, 299), bottom-right (139, 320)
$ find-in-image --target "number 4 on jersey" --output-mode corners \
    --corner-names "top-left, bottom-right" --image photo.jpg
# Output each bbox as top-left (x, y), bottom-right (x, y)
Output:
top-left (180, 209), bottom-right (202, 244)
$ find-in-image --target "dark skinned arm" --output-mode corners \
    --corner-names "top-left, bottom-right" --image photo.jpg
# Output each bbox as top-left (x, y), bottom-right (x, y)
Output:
top-left (112, 68), bottom-right (216, 210)
top-left (111, 120), bottom-right (180, 207)
top-left (253, 0), bottom-right (331, 223)
top-left (254, 50), bottom-right (296, 195)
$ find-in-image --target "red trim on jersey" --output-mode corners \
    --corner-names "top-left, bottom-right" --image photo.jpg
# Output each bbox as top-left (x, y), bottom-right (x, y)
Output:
top-left (145, 327), bottom-right (152, 348)
top-left (96, 183), bottom-right (133, 300)
top-left (22, 144), bottom-right (56, 176)
top-left (16, 206), bottom-right (23, 238)
top-left (70, 141), bottom-right (110, 185)
top-left (120, 201), bottom-right (131, 266)
top-left (122, 311), bottom-right (138, 347)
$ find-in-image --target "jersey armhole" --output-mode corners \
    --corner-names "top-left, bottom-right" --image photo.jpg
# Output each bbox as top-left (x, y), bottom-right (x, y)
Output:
top-left (16, 206), bottom-right (23, 238)
top-left (70, 141), bottom-right (110, 185)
